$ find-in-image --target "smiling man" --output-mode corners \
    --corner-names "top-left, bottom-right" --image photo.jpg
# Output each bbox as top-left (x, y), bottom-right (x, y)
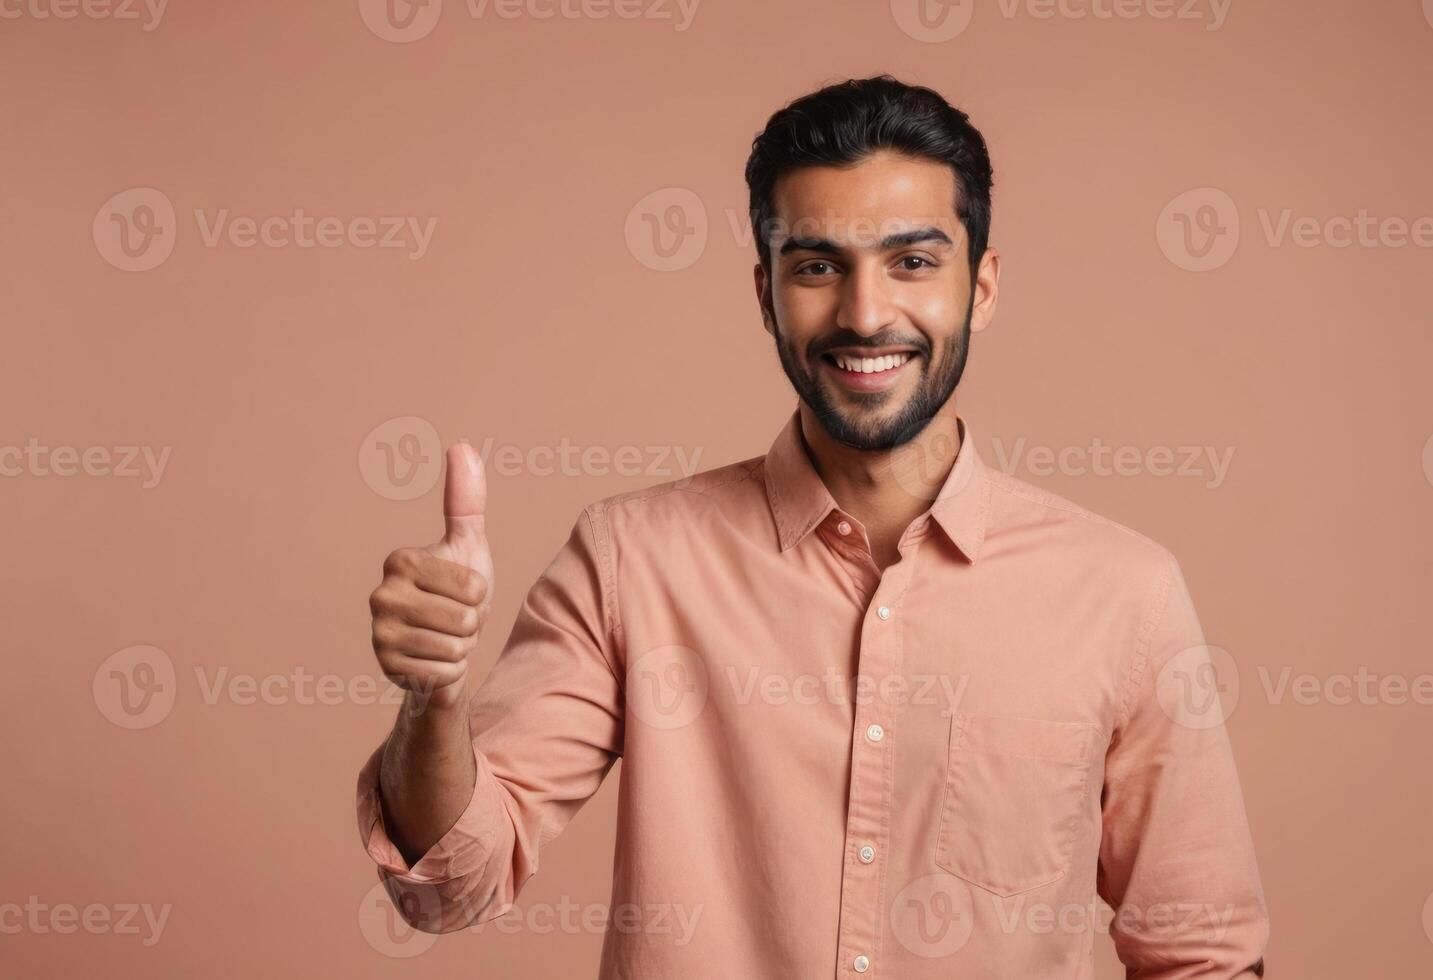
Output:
top-left (356, 75), bottom-right (1270, 977)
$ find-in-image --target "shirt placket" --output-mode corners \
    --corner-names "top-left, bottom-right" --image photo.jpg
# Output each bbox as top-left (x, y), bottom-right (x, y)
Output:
top-left (828, 516), bottom-right (927, 978)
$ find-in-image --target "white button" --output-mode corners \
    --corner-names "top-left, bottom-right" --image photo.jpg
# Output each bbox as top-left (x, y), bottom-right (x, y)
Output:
top-left (858, 845), bottom-right (875, 864)
top-left (866, 723), bottom-right (884, 742)
top-left (877, 606), bottom-right (891, 620)
top-left (836, 520), bottom-right (852, 536)
top-left (853, 954), bottom-right (870, 973)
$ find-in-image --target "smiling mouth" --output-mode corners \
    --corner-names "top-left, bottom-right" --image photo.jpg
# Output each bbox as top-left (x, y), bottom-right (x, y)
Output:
top-left (821, 350), bottom-right (916, 374)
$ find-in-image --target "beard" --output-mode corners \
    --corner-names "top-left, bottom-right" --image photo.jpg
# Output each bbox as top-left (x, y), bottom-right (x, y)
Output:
top-left (770, 293), bottom-right (973, 452)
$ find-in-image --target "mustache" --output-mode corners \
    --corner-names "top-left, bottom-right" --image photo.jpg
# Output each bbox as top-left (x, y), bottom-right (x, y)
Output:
top-left (809, 331), bottom-right (931, 359)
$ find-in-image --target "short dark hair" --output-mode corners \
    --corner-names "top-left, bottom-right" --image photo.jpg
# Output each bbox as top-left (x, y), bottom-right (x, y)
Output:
top-left (744, 74), bottom-right (994, 284)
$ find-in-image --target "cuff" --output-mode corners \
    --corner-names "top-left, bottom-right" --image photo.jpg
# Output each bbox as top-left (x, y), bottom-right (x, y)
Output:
top-left (355, 735), bottom-right (504, 885)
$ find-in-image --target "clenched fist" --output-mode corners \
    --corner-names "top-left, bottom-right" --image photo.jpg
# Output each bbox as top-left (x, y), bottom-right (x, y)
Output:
top-left (370, 442), bottom-right (494, 710)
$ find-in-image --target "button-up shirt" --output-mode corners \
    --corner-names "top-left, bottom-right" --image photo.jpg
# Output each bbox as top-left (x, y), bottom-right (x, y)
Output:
top-left (356, 410), bottom-right (1270, 977)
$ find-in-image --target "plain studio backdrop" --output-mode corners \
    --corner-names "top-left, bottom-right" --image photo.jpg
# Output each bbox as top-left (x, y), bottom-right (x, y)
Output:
top-left (2, 0), bottom-right (1431, 976)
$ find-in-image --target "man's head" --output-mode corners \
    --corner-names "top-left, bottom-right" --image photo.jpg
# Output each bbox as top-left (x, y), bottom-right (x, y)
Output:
top-left (745, 75), bottom-right (998, 452)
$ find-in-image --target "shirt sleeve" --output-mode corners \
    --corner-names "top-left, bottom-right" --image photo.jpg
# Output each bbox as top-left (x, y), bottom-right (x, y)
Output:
top-left (1096, 554), bottom-right (1270, 978)
top-left (354, 505), bottom-right (625, 934)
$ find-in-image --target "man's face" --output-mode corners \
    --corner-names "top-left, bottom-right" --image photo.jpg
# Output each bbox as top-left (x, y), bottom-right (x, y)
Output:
top-left (755, 150), bottom-right (986, 451)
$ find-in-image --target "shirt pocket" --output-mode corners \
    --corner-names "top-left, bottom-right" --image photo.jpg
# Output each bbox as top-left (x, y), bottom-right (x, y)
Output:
top-left (934, 713), bottom-right (1097, 898)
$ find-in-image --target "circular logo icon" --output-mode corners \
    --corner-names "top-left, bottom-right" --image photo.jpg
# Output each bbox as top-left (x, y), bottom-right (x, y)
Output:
top-left (1156, 644), bottom-right (1240, 729)
top-left (889, 0), bottom-right (974, 42)
top-left (1422, 433), bottom-right (1433, 487)
top-left (626, 644), bottom-right (708, 730)
top-left (358, 0), bottom-right (443, 42)
top-left (358, 879), bottom-right (441, 957)
top-left (888, 414), bottom-right (975, 507)
top-left (890, 873), bottom-right (975, 958)
top-left (93, 187), bottom-right (177, 272)
top-left (93, 645), bottom-right (176, 729)
top-left (1157, 187), bottom-right (1239, 272)
top-left (359, 416), bottom-right (443, 501)
top-left (624, 188), bottom-right (708, 272)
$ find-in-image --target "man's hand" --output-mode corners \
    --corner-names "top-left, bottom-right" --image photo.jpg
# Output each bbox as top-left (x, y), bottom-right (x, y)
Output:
top-left (370, 442), bottom-right (494, 712)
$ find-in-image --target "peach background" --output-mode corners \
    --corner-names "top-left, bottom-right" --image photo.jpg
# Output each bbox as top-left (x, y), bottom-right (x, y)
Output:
top-left (3, 0), bottom-right (1431, 976)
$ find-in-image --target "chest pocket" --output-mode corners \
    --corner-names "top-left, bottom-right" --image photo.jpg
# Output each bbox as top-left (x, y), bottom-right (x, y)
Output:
top-left (934, 713), bottom-right (1098, 897)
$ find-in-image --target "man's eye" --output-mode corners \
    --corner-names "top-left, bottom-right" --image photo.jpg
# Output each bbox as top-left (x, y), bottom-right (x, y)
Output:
top-left (900, 256), bottom-right (934, 271)
top-left (797, 262), bottom-right (836, 277)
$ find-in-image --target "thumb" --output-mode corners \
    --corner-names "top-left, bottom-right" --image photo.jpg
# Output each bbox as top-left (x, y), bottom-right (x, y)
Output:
top-left (439, 441), bottom-right (488, 566)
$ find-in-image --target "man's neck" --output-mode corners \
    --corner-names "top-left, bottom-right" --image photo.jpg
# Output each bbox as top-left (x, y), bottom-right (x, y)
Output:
top-left (797, 403), bottom-right (961, 566)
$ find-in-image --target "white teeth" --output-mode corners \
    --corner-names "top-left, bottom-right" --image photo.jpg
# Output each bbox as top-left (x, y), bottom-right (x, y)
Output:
top-left (834, 352), bottom-right (912, 373)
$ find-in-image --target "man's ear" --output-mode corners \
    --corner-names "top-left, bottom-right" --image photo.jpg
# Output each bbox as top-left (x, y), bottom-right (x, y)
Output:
top-left (753, 261), bottom-right (776, 338)
top-left (969, 245), bottom-right (1001, 335)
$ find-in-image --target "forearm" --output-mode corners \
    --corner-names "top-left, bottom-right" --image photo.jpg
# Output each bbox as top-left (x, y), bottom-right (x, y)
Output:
top-left (377, 681), bottom-right (477, 866)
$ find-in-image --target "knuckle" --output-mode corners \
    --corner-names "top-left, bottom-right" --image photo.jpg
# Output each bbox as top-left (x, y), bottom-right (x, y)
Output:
top-left (457, 606), bottom-right (481, 637)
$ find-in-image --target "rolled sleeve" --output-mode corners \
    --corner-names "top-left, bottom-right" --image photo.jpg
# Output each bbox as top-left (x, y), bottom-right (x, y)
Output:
top-left (353, 506), bottom-right (625, 934)
top-left (1097, 555), bottom-right (1270, 978)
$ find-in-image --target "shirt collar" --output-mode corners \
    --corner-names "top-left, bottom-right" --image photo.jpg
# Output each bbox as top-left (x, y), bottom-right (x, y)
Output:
top-left (762, 408), bottom-right (990, 562)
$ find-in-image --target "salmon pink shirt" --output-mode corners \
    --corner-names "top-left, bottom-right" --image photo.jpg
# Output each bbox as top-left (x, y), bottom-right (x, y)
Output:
top-left (356, 410), bottom-right (1269, 978)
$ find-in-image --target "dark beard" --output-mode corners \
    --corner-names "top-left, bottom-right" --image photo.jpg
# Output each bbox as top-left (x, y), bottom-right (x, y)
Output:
top-left (770, 293), bottom-right (972, 452)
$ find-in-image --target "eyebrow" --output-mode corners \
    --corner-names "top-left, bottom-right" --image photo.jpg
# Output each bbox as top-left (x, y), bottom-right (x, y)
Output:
top-left (777, 226), bottom-right (954, 257)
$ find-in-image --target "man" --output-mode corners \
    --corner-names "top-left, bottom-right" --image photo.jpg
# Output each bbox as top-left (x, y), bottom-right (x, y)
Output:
top-left (357, 74), bottom-right (1269, 977)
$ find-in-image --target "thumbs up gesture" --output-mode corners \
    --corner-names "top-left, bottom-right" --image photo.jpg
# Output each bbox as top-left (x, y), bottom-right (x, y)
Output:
top-left (370, 443), bottom-right (494, 711)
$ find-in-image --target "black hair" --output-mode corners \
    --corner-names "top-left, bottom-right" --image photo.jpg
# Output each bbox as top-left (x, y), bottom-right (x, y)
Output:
top-left (744, 74), bottom-right (994, 284)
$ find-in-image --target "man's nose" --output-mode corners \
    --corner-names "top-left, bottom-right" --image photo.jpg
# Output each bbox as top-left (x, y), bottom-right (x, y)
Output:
top-left (835, 260), bottom-right (897, 336)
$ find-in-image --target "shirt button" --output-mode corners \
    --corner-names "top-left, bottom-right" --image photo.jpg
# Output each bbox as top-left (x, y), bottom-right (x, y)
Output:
top-left (877, 606), bottom-right (891, 620)
top-left (866, 723), bottom-right (884, 742)
top-left (853, 954), bottom-right (870, 973)
top-left (836, 520), bottom-right (852, 536)
top-left (858, 845), bottom-right (875, 864)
